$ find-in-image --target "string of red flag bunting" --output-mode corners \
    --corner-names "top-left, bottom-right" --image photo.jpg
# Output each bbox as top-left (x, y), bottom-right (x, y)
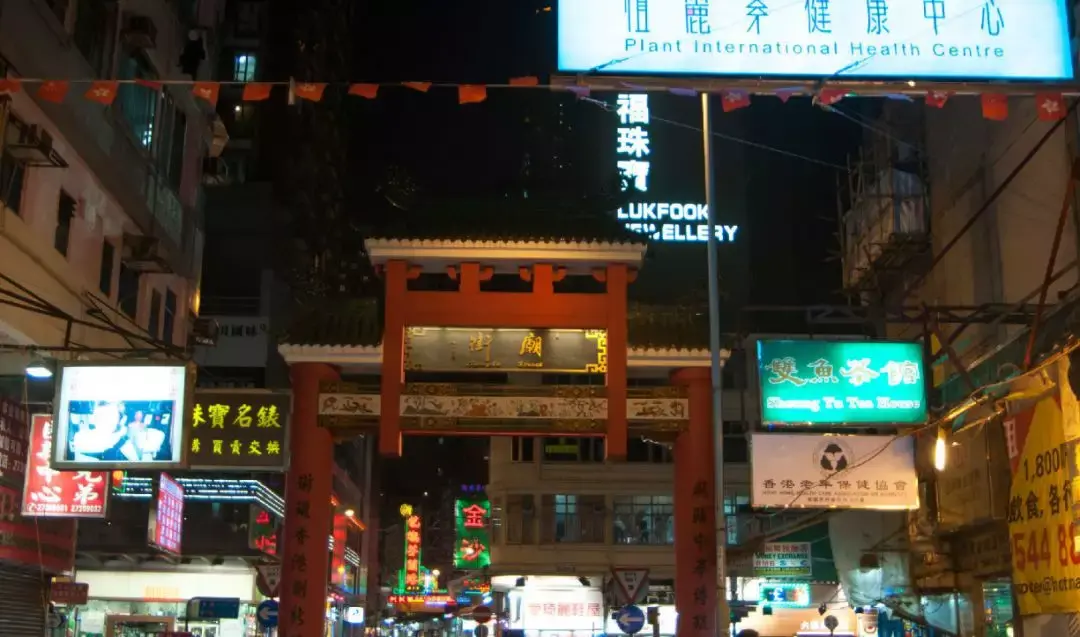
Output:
top-left (0, 76), bottom-right (1069, 123)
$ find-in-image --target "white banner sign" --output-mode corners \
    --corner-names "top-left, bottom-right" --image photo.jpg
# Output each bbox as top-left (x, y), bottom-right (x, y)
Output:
top-left (557, 0), bottom-right (1073, 81)
top-left (751, 434), bottom-right (918, 510)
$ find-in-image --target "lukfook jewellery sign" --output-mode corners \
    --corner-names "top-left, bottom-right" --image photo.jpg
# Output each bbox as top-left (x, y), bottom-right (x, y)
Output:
top-left (750, 433), bottom-right (919, 509)
top-left (557, 0), bottom-right (1073, 81)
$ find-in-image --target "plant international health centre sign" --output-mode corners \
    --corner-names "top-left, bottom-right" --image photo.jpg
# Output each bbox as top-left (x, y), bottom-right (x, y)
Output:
top-left (756, 340), bottom-right (927, 425)
top-left (556, 0), bottom-right (1073, 81)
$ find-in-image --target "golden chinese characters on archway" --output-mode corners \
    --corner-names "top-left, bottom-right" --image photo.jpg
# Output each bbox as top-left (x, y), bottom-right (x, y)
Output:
top-left (186, 391), bottom-right (291, 469)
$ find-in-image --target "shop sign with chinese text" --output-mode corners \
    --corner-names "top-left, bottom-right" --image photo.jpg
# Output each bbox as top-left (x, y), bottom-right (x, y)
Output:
top-left (0, 399), bottom-right (76, 573)
top-left (149, 472), bottom-right (184, 555)
top-left (22, 415), bottom-right (108, 518)
top-left (754, 542), bottom-right (812, 578)
top-left (751, 433), bottom-right (918, 509)
top-left (187, 390), bottom-right (290, 470)
top-left (402, 510), bottom-right (423, 590)
top-left (1005, 356), bottom-right (1080, 615)
top-left (557, 0), bottom-right (1073, 81)
top-left (454, 498), bottom-right (491, 569)
top-left (248, 504), bottom-right (281, 556)
top-left (404, 327), bottom-right (607, 373)
top-left (757, 340), bottom-right (927, 425)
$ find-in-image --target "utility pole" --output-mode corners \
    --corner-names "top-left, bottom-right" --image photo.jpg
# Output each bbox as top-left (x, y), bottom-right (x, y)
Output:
top-left (701, 93), bottom-right (730, 637)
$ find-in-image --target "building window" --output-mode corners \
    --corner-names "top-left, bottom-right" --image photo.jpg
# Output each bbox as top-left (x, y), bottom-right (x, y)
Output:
top-left (612, 496), bottom-right (674, 545)
top-left (0, 150), bottom-right (26, 216)
top-left (73, 0), bottom-right (112, 75)
top-left (117, 52), bottom-right (158, 149)
top-left (627, 437), bottom-right (673, 463)
top-left (511, 437), bottom-right (534, 462)
top-left (541, 494), bottom-right (604, 543)
top-left (504, 494), bottom-right (535, 545)
top-left (99, 241), bottom-right (114, 297)
top-left (541, 437), bottom-right (604, 462)
top-left (118, 262), bottom-right (139, 318)
top-left (233, 53), bottom-right (257, 82)
top-left (163, 288), bottom-right (177, 344)
top-left (148, 289), bottom-right (162, 338)
top-left (723, 421), bottom-right (749, 463)
top-left (54, 191), bottom-right (76, 256)
top-left (723, 493), bottom-right (751, 545)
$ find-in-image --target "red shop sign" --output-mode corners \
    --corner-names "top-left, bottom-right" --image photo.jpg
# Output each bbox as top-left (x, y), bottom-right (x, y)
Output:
top-left (22, 415), bottom-right (108, 518)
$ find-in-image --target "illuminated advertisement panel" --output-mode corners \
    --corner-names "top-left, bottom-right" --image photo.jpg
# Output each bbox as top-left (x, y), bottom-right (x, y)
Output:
top-left (52, 362), bottom-right (194, 469)
top-left (558, 0), bottom-right (1073, 81)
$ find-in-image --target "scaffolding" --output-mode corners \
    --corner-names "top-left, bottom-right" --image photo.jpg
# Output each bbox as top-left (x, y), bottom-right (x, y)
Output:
top-left (839, 106), bottom-right (931, 303)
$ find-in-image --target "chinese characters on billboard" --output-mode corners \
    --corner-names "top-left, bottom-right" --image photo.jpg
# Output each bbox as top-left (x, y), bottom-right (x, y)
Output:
top-left (22, 415), bottom-right (108, 518)
top-left (187, 391), bottom-right (290, 470)
top-left (756, 340), bottom-right (927, 425)
top-left (249, 505), bottom-right (281, 555)
top-left (149, 473), bottom-right (184, 555)
top-left (454, 498), bottom-right (491, 569)
top-left (404, 327), bottom-right (607, 373)
top-left (0, 399), bottom-right (76, 573)
top-left (557, 0), bottom-right (1073, 81)
top-left (403, 509), bottom-right (422, 590)
top-left (612, 93), bottom-right (739, 244)
top-left (52, 363), bottom-right (191, 468)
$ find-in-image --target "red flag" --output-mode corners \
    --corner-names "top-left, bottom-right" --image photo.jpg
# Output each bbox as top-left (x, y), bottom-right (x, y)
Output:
top-left (294, 82), bottom-right (327, 102)
top-left (403, 81), bottom-right (432, 93)
top-left (981, 93), bottom-right (1008, 121)
top-left (135, 79), bottom-right (163, 91)
top-left (720, 90), bottom-right (750, 112)
top-left (348, 83), bottom-right (379, 99)
top-left (458, 85), bottom-right (487, 105)
top-left (242, 83), bottom-right (273, 102)
top-left (0, 79), bottom-right (22, 94)
top-left (1036, 93), bottom-right (1065, 121)
top-left (85, 81), bottom-right (119, 105)
top-left (817, 89), bottom-right (846, 106)
top-left (509, 76), bottom-right (540, 87)
top-left (37, 80), bottom-right (70, 104)
top-left (192, 82), bottom-right (220, 106)
top-left (925, 91), bottom-right (951, 108)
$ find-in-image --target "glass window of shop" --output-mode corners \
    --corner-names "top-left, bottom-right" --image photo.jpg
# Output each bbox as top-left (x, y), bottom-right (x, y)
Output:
top-left (74, 599), bottom-right (259, 636)
top-left (982, 580), bottom-right (1014, 637)
top-left (613, 495), bottom-right (674, 545)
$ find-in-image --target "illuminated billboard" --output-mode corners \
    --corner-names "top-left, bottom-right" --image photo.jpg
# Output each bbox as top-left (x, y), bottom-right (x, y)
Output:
top-left (52, 362), bottom-right (193, 469)
top-left (558, 0), bottom-right (1073, 81)
top-left (148, 472), bottom-right (184, 556)
top-left (612, 93), bottom-right (739, 243)
top-left (453, 498), bottom-right (492, 569)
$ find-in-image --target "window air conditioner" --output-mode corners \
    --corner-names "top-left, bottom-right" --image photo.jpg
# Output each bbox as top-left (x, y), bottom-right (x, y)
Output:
top-left (121, 234), bottom-right (170, 273)
top-left (6, 125), bottom-right (55, 164)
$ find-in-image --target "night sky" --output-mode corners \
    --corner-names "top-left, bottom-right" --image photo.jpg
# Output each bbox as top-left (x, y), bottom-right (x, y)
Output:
top-left (311, 0), bottom-right (867, 496)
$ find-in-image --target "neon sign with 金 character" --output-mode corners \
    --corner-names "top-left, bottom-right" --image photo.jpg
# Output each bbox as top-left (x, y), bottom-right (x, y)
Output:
top-left (454, 498), bottom-right (492, 569)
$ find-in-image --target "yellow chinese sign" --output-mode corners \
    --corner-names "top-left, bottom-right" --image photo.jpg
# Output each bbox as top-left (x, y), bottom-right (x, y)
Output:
top-left (187, 391), bottom-right (290, 470)
top-left (404, 327), bottom-right (607, 373)
top-left (1006, 357), bottom-right (1080, 615)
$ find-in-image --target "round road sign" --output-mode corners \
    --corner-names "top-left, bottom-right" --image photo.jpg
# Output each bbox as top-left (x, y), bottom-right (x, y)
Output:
top-left (257, 599), bottom-right (279, 629)
top-left (473, 605), bottom-right (493, 624)
top-left (475, 625), bottom-right (490, 637)
top-left (615, 605), bottom-right (646, 635)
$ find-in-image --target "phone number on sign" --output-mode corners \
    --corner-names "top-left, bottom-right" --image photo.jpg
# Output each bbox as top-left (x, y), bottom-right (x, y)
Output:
top-left (1013, 523), bottom-right (1080, 571)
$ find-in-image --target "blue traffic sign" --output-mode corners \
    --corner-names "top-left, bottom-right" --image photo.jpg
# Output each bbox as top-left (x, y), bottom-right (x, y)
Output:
top-left (615, 605), bottom-right (646, 635)
top-left (257, 599), bottom-right (279, 629)
top-left (189, 597), bottom-right (242, 620)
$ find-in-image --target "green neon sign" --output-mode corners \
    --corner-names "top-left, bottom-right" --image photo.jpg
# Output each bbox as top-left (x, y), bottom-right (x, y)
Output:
top-left (453, 498), bottom-right (492, 569)
top-left (757, 340), bottom-right (927, 425)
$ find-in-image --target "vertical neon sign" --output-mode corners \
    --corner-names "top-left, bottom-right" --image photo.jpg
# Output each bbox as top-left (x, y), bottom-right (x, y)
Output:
top-left (400, 503), bottom-right (422, 591)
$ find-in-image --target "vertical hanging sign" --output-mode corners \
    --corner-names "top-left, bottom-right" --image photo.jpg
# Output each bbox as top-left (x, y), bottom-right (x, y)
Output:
top-left (400, 504), bottom-right (422, 591)
top-left (454, 498), bottom-right (492, 569)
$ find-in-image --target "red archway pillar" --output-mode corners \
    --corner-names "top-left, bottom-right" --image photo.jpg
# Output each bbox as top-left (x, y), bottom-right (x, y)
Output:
top-left (672, 367), bottom-right (718, 637)
top-left (280, 362), bottom-right (339, 637)
top-left (605, 264), bottom-right (629, 460)
top-left (379, 259), bottom-right (408, 457)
